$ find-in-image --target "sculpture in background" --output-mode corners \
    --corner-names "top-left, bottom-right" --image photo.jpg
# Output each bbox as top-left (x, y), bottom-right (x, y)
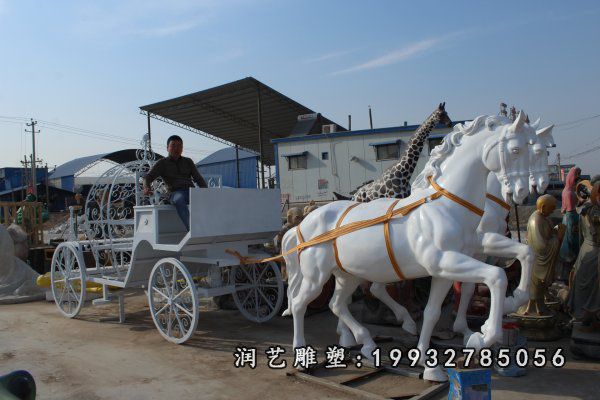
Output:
top-left (512, 194), bottom-right (564, 340)
top-left (273, 207), bottom-right (304, 252)
top-left (0, 224), bottom-right (45, 304)
top-left (567, 180), bottom-right (600, 323)
top-left (560, 167), bottom-right (582, 281)
top-left (518, 195), bottom-right (564, 316)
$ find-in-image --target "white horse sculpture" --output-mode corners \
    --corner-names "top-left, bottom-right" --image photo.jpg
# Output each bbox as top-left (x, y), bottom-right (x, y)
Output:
top-left (282, 112), bottom-right (535, 381)
top-left (452, 122), bottom-right (555, 337)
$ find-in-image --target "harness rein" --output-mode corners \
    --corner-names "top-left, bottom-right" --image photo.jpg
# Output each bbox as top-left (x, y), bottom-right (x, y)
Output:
top-left (226, 176), bottom-right (509, 280)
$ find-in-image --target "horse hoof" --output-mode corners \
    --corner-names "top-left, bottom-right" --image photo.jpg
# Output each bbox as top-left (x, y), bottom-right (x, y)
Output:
top-left (361, 344), bottom-right (377, 361)
top-left (281, 308), bottom-right (291, 317)
top-left (423, 366), bottom-right (448, 382)
top-left (481, 320), bottom-right (491, 335)
top-left (402, 319), bottom-right (418, 336)
top-left (460, 329), bottom-right (474, 346)
top-left (339, 333), bottom-right (357, 348)
top-left (465, 332), bottom-right (485, 351)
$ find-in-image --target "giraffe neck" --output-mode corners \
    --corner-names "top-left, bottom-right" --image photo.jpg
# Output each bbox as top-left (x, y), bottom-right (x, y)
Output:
top-left (382, 109), bottom-right (442, 192)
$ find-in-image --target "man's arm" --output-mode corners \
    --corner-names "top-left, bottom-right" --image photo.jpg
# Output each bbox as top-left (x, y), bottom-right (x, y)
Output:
top-left (143, 159), bottom-right (164, 191)
top-left (190, 159), bottom-right (207, 188)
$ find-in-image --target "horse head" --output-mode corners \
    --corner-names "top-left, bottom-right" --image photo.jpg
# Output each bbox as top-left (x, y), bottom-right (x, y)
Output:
top-left (528, 124), bottom-right (555, 194)
top-left (482, 111), bottom-right (534, 204)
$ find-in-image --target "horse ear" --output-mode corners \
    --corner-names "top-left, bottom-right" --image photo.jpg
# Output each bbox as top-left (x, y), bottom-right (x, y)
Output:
top-left (439, 102), bottom-right (445, 110)
top-left (536, 125), bottom-right (555, 147)
top-left (530, 117), bottom-right (541, 130)
top-left (511, 110), bottom-right (527, 132)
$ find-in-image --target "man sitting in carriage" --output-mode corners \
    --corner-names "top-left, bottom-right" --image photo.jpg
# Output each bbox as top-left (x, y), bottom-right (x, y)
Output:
top-left (143, 135), bottom-right (207, 230)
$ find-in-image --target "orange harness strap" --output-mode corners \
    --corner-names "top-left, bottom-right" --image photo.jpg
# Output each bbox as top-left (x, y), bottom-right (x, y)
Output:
top-left (332, 203), bottom-right (361, 272)
top-left (485, 193), bottom-right (511, 211)
top-left (296, 224), bottom-right (305, 258)
top-left (383, 200), bottom-right (405, 280)
top-left (428, 177), bottom-right (484, 217)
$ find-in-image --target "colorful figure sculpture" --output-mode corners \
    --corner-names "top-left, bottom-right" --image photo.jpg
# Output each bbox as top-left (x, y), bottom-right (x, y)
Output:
top-left (283, 113), bottom-right (534, 382)
top-left (560, 167), bottom-right (582, 280)
top-left (567, 180), bottom-right (600, 322)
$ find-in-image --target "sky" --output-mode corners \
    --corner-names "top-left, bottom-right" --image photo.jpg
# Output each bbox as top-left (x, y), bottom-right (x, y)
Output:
top-left (0, 0), bottom-right (599, 175)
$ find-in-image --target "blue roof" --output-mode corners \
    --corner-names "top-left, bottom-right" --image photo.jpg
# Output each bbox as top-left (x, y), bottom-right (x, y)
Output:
top-left (197, 147), bottom-right (259, 166)
top-left (271, 121), bottom-right (467, 144)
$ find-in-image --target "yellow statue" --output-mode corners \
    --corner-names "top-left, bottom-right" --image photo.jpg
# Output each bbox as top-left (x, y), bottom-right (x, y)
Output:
top-left (517, 194), bottom-right (565, 316)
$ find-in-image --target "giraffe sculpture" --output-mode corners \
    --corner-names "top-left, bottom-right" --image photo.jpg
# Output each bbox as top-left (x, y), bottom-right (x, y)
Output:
top-left (350, 102), bottom-right (452, 202)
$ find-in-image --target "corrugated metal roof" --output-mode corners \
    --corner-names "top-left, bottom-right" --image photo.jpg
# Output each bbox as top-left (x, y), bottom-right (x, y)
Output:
top-left (140, 77), bottom-right (344, 165)
top-left (50, 149), bottom-right (164, 179)
top-left (197, 147), bottom-right (259, 166)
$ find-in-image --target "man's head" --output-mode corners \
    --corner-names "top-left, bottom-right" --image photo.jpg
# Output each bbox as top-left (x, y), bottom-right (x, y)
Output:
top-left (536, 194), bottom-right (557, 216)
top-left (167, 135), bottom-right (183, 159)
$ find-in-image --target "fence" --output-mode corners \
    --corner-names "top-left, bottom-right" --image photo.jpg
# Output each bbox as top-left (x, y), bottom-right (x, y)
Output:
top-left (0, 201), bottom-right (44, 245)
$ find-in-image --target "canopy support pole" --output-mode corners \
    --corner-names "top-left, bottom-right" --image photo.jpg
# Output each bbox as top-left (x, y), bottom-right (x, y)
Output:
top-left (257, 84), bottom-right (265, 189)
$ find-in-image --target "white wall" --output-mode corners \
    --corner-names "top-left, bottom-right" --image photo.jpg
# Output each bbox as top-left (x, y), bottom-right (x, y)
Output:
top-left (278, 128), bottom-right (452, 204)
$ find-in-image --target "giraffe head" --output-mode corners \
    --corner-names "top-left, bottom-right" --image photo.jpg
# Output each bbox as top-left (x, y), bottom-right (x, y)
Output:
top-left (437, 102), bottom-right (452, 127)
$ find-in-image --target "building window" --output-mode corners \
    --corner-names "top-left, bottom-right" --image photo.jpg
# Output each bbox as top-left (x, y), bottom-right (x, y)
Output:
top-left (321, 152), bottom-right (329, 160)
top-left (288, 154), bottom-right (307, 170)
top-left (375, 143), bottom-right (399, 161)
top-left (428, 138), bottom-right (444, 155)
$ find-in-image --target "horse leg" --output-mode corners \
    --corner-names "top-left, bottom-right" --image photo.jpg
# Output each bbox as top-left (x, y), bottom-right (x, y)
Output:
top-left (337, 318), bottom-right (357, 347)
top-left (480, 232), bottom-right (532, 313)
top-left (416, 277), bottom-right (453, 382)
top-left (291, 257), bottom-right (333, 350)
top-left (370, 282), bottom-right (417, 335)
top-left (452, 282), bottom-right (475, 341)
top-left (330, 272), bottom-right (377, 359)
top-left (424, 250), bottom-right (507, 351)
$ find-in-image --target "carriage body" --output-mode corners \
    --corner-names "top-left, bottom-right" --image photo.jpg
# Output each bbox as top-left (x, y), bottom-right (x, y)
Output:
top-left (50, 150), bottom-right (284, 344)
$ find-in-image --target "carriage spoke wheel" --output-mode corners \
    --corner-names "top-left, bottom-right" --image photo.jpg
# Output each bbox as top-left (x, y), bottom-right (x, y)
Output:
top-left (50, 243), bottom-right (86, 318)
top-left (148, 258), bottom-right (198, 344)
top-left (232, 261), bottom-right (283, 323)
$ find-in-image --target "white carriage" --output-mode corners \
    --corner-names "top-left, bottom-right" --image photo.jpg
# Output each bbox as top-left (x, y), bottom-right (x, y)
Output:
top-left (50, 139), bottom-right (284, 344)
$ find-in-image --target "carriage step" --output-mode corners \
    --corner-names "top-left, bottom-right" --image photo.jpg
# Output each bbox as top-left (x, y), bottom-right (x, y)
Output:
top-left (197, 285), bottom-right (236, 298)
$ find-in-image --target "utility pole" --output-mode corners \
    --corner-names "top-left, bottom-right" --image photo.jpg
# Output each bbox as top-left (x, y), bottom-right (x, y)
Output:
top-left (20, 156), bottom-right (30, 199)
top-left (25, 119), bottom-right (40, 196)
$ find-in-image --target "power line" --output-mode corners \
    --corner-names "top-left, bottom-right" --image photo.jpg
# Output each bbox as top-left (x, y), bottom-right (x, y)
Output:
top-left (1, 115), bottom-right (213, 155)
top-left (555, 113), bottom-right (600, 127)
top-left (563, 144), bottom-right (600, 160)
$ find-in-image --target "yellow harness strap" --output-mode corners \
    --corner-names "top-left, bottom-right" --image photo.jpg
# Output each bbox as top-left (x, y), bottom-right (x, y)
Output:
top-left (485, 193), bottom-right (511, 210)
top-left (332, 203), bottom-right (361, 273)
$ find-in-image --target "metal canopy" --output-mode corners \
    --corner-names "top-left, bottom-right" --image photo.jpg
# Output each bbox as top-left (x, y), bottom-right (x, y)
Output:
top-left (139, 77), bottom-right (342, 166)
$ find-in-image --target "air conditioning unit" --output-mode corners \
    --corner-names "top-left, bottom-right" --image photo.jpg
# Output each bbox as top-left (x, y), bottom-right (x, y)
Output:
top-left (322, 124), bottom-right (337, 134)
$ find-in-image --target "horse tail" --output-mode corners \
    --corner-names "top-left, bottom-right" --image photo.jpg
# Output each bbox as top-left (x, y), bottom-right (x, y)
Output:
top-left (281, 227), bottom-right (300, 317)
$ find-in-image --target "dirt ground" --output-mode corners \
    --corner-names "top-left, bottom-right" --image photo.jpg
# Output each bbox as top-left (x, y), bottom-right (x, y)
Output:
top-left (1, 294), bottom-right (600, 400)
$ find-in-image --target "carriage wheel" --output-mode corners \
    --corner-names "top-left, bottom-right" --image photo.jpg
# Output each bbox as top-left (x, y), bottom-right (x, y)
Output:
top-left (231, 261), bottom-right (284, 323)
top-left (50, 243), bottom-right (86, 318)
top-left (148, 258), bottom-right (198, 344)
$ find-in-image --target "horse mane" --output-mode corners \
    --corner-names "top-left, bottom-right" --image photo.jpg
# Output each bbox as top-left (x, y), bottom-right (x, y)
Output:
top-left (412, 115), bottom-right (510, 189)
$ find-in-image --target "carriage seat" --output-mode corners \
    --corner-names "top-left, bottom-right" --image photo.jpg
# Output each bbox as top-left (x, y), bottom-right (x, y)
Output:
top-left (134, 204), bottom-right (188, 245)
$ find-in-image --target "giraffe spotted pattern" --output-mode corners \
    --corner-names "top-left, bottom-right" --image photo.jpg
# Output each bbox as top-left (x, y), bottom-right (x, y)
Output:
top-left (351, 103), bottom-right (451, 203)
